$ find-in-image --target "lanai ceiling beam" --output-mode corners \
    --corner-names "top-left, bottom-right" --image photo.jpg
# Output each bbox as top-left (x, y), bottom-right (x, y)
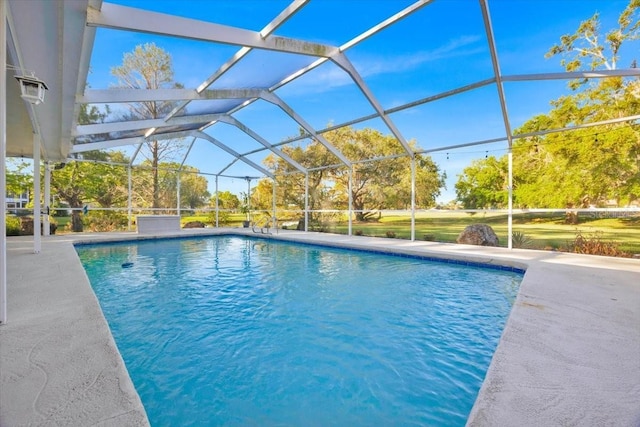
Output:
top-left (80, 88), bottom-right (265, 104)
top-left (217, 116), bottom-right (307, 174)
top-left (74, 128), bottom-right (275, 178)
top-left (479, 0), bottom-right (513, 148)
top-left (502, 69), bottom-right (640, 82)
top-left (218, 158), bottom-right (239, 176)
top-left (198, 0), bottom-right (431, 136)
top-left (192, 131), bottom-right (274, 178)
top-left (87, 3), bottom-right (338, 57)
top-left (331, 53), bottom-right (414, 156)
top-left (72, 129), bottom-right (191, 153)
top-left (271, 0), bottom-right (433, 93)
top-left (340, 0), bottom-right (434, 51)
top-left (258, 91), bottom-right (352, 167)
top-left (72, 136), bottom-right (143, 153)
top-left (71, 0), bottom-right (103, 141)
top-left (164, 0), bottom-right (309, 121)
top-left (178, 137), bottom-right (197, 171)
top-left (75, 113), bottom-right (225, 136)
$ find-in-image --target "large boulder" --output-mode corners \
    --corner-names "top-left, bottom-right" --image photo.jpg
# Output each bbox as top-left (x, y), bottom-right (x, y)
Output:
top-left (456, 224), bottom-right (499, 246)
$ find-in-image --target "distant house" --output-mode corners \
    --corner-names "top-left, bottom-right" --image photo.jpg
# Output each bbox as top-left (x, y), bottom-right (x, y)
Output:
top-left (6, 190), bottom-right (30, 213)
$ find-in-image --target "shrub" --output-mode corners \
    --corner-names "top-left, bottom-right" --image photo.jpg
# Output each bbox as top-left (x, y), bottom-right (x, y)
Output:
top-left (207, 210), bottom-right (230, 226)
top-left (354, 230), bottom-right (363, 236)
top-left (6, 216), bottom-right (21, 236)
top-left (385, 231), bottom-right (396, 238)
top-left (565, 230), bottom-right (629, 257)
top-left (182, 221), bottom-right (206, 228)
top-left (511, 231), bottom-right (534, 249)
top-left (85, 211), bottom-right (128, 232)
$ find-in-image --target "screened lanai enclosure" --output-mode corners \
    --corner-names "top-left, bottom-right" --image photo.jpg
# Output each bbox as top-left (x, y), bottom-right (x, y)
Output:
top-left (3, 1), bottom-right (640, 244)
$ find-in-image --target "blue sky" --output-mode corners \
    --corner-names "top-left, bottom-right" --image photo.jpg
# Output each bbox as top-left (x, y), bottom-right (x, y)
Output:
top-left (86, 0), bottom-right (637, 203)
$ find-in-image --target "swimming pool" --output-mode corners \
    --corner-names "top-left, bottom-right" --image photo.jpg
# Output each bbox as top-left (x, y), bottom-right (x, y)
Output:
top-left (76, 235), bottom-right (522, 426)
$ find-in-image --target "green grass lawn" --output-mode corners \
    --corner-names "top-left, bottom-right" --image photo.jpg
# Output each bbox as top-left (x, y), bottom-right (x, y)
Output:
top-left (329, 212), bottom-right (640, 255)
top-left (47, 211), bottom-right (640, 255)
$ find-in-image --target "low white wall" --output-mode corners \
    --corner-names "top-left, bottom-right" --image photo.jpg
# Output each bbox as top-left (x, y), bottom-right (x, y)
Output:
top-left (136, 215), bottom-right (181, 234)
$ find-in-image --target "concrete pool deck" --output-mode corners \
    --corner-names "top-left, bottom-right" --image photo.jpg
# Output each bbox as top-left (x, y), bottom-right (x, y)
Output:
top-left (1, 228), bottom-right (638, 426)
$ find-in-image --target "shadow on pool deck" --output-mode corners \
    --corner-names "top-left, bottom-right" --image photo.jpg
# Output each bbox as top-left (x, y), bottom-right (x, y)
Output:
top-left (1, 228), bottom-right (639, 426)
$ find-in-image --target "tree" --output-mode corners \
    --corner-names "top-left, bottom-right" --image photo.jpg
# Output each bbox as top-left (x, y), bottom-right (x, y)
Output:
top-left (6, 159), bottom-right (32, 201)
top-left (211, 191), bottom-right (240, 210)
top-left (326, 127), bottom-right (444, 220)
top-left (256, 126), bottom-right (445, 222)
top-left (51, 151), bottom-right (129, 231)
top-left (262, 142), bottom-right (339, 223)
top-left (455, 156), bottom-right (509, 209)
top-left (250, 179), bottom-right (275, 213)
top-left (545, 0), bottom-right (639, 74)
top-left (178, 168), bottom-right (210, 210)
top-left (111, 43), bottom-right (185, 210)
top-left (51, 99), bottom-right (115, 231)
top-left (525, 0), bottom-right (640, 206)
top-left (455, 1), bottom-right (640, 209)
top-left (130, 162), bottom-right (209, 212)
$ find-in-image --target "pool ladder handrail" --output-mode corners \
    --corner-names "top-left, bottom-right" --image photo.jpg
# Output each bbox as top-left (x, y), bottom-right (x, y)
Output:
top-left (251, 219), bottom-right (277, 235)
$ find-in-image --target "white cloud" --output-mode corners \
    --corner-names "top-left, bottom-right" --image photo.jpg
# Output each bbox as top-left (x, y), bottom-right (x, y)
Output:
top-left (356, 34), bottom-right (485, 77)
top-left (279, 34), bottom-right (485, 97)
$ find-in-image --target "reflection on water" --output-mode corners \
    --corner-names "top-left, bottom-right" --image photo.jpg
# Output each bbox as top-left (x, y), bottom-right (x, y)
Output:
top-left (76, 236), bottom-right (522, 427)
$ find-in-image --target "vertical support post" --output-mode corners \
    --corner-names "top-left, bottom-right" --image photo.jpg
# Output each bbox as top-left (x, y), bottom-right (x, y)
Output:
top-left (33, 134), bottom-right (41, 254)
top-left (1, 0), bottom-right (8, 323)
top-left (127, 166), bottom-right (132, 231)
top-left (304, 173), bottom-right (309, 232)
top-left (508, 150), bottom-right (513, 249)
top-left (215, 176), bottom-right (219, 227)
top-left (411, 156), bottom-right (416, 242)
top-left (43, 162), bottom-right (50, 236)
top-left (348, 167), bottom-right (353, 236)
top-left (272, 178), bottom-right (277, 229)
top-left (246, 178), bottom-right (251, 222)
top-left (176, 172), bottom-right (181, 217)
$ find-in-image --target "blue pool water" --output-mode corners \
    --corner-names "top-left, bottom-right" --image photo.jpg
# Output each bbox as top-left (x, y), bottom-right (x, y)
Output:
top-left (76, 236), bottom-right (521, 427)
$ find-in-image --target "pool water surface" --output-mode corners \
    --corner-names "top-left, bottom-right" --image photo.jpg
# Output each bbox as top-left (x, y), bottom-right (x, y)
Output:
top-left (76, 236), bottom-right (521, 426)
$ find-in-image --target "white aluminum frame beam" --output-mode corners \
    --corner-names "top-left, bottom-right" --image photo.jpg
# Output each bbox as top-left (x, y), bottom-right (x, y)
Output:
top-left (259, 91), bottom-right (352, 167)
top-left (72, 0), bottom-right (433, 176)
top-left (71, 0), bottom-right (102, 140)
top-left (178, 137), bottom-right (197, 170)
top-left (87, 3), bottom-right (338, 57)
top-left (79, 88), bottom-right (265, 104)
top-left (501, 69), bottom-right (640, 82)
top-left (331, 52), bottom-right (414, 156)
top-left (217, 116), bottom-right (307, 174)
top-left (74, 113), bottom-right (225, 136)
top-left (480, 0), bottom-right (513, 249)
top-left (271, 0), bottom-right (432, 92)
top-left (192, 131), bottom-right (274, 178)
top-left (72, 136), bottom-right (144, 153)
top-left (480, 0), bottom-right (512, 147)
top-left (340, 0), bottom-right (434, 51)
top-left (165, 0), bottom-right (309, 120)
top-left (188, 0), bottom-right (432, 142)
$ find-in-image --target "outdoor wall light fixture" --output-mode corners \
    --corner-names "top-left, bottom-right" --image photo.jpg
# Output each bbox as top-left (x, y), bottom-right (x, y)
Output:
top-left (14, 73), bottom-right (48, 105)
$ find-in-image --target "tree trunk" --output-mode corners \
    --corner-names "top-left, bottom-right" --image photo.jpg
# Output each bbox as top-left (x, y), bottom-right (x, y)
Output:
top-left (152, 140), bottom-right (159, 212)
top-left (71, 210), bottom-right (83, 232)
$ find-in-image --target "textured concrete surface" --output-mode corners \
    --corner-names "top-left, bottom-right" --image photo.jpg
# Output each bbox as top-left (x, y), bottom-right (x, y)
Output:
top-left (1, 229), bottom-right (639, 426)
top-left (1, 237), bottom-right (149, 426)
